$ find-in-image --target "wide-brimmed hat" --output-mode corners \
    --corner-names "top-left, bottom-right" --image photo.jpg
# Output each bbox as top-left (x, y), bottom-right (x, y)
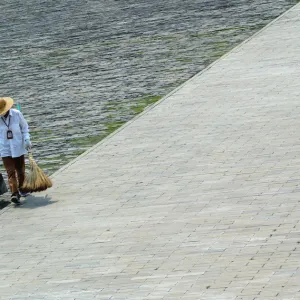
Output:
top-left (0, 97), bottom-right (14, 115)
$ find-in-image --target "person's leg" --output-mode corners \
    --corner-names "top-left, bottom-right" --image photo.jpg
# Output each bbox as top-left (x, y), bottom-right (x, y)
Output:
top-left (2, 157), bottom-right (20, 203)
top-left (15, 155), bottom-right (25, 190)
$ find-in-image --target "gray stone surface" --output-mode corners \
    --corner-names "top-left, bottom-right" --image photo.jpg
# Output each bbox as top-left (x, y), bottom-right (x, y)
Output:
top-left (1, 3), bottom-right (300, 299)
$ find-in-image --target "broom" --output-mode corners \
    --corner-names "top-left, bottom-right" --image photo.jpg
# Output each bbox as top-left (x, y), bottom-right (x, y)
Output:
top-left (21, 151), bottom-right (53, 193)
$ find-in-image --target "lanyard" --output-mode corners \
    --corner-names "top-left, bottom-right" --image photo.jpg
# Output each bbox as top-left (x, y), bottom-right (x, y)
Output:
top-left (1, 115), bottom-right (11, 129)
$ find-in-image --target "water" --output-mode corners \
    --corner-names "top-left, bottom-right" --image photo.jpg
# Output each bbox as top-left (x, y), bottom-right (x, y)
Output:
top-left (0, 0), bottom-right (298, 173)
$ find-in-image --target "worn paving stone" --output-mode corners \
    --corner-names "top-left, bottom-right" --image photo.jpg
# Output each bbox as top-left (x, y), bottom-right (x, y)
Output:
top-left (1, 3), bottom-right (300, 300)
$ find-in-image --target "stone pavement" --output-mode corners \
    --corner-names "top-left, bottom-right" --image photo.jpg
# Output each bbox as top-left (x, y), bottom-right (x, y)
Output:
top-left (1, 3), bottom-right (300, 300)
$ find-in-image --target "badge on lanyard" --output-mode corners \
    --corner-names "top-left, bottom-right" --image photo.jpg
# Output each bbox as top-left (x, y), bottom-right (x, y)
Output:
top-left (2, 115), bottom-right (13, 140)
top-left (7, 130), bottom-right (13, 139)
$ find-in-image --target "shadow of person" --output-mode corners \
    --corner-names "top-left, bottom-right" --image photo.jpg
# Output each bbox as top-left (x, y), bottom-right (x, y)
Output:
top-left (18, 194), bottom-right (57, 209)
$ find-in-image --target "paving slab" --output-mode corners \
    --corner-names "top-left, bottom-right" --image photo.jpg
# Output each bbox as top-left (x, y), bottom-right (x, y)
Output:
top-left (1, 3), bottom-right (300, 300)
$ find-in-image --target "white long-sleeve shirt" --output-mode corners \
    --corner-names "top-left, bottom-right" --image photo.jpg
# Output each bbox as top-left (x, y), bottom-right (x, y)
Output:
top-left (0, 109), bottom-right (30, 158)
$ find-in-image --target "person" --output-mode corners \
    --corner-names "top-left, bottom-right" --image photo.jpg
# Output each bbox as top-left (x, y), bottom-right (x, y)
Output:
top-left (0, 97), bottom-right (31, 204)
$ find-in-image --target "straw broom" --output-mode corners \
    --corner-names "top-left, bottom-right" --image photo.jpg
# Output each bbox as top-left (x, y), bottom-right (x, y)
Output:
top-left (21, 152), bottom-right (53, 193)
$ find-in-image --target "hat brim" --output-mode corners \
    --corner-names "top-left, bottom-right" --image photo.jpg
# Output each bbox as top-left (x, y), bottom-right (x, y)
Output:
top-left (0, 97), bottom-right (14, 115)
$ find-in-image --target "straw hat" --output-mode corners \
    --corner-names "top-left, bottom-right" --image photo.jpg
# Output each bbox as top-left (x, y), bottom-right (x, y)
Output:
top-left (0, 97), bottom-right (14, 115)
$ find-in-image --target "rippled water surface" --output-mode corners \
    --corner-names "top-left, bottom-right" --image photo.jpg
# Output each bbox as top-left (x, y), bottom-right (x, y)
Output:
top-left (0, 0), bottom-right (298, 173)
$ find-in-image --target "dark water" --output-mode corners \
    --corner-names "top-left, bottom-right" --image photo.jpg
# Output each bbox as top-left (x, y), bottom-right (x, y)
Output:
top-left (0, 0), bottom-right (298, 173)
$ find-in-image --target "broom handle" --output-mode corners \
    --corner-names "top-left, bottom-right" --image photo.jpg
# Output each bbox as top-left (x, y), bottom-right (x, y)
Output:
top-left (27, 148), bottom-right (33, 160)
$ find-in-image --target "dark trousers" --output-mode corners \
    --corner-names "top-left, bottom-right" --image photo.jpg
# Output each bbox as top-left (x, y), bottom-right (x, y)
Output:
top-left (2, 155), bottom-right (25, 195)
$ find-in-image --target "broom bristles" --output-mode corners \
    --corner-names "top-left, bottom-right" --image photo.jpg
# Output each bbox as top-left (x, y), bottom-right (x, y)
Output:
top-left (21, 153), bottom-right (53, 193)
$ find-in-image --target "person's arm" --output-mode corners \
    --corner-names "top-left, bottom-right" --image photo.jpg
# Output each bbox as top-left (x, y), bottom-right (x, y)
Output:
top-left (19, 112), bottom-right (31, 149)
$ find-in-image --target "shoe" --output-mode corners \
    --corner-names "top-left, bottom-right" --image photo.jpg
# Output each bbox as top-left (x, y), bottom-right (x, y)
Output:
top-left (11, 193), bottom-right (21, 205)
top-left (19, 190), bottom-right (30, 198)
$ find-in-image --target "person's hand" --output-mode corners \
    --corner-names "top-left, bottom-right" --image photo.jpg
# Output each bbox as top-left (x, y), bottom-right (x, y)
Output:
top-left (25, 139), bottom-right (32, 150)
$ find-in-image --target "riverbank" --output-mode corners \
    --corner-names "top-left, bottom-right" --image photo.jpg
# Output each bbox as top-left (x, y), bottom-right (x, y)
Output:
top-left (1, 3), bottom-right (300, 298)
top-left (0, 0), bottom-right (298, 174)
